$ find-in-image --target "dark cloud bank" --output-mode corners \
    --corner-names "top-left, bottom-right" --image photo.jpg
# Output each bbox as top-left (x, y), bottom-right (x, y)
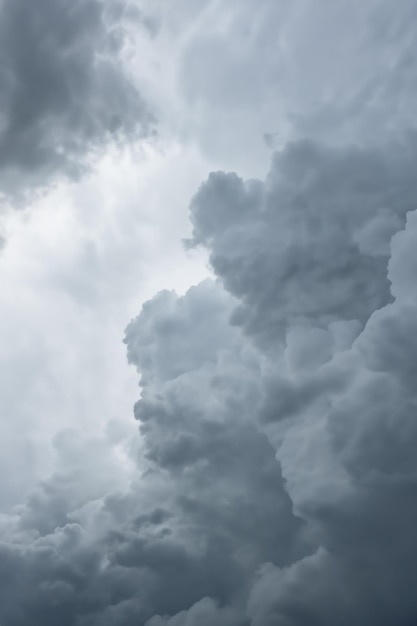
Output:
top-left (0, 0), bottom-right (152, 201)
top-left (3, 2), bottom-right (417, 626)
top-left (2, 132), bottom-right (417, 625)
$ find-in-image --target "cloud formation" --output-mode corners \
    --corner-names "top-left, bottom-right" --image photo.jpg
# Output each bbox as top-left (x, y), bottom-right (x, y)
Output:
top-left (140, 0), bottom-right (417, 176)
top-left (2, 1), bottom-right (417, 625)
top-left (188, 138), bottom-right (417, 347)
top-left (2, 131), bottom-right (417, 624)
top-left (186, 139), bottom-right (417, 625)
top-left (0, 0), bottom-right (152, 200)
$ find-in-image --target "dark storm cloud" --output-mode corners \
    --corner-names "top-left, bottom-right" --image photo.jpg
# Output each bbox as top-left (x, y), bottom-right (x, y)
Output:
top-left (0, 0), bottom-right (153, 200)
top-left (187, 143), bottom-right (417, 624)
top-left (3, 130), bottom-right (417, 624)
top-left (0, 280), bottom-right (310, 625)
top-left (2, 1), bottom-right (417, 624)
top-left (187, 138), bottom-right (417, 348)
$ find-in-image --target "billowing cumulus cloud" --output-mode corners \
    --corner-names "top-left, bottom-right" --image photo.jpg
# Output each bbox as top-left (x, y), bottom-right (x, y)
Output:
top-left (187, 138), bottom-right (417, 347)
top-left (3, 132), bottom-right (417, 624)
top-left (2, 1), bottom-right (417, 625)
top-left (0, 0), bottom-right (152, 200)
top-left (0, 278), bottom-right (309, 624)
top-left (187, 141), bottom-right (417, 625)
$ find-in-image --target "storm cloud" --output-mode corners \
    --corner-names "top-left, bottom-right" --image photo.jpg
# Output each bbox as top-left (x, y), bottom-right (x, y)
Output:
top-left (0, 0), bottom-right (152, 200)
top-left (186, 138), bottom-right (417, 625)
top-left (0, 278), bottom-right (309, 625)
top-left (2, 0), bottom-right (417, 625)
top-left (2, 130), bottom-right (417, 623)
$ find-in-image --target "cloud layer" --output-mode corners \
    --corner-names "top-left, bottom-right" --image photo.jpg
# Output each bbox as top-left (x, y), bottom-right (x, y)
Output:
top-left (2, 0), bottom-right (417, 625)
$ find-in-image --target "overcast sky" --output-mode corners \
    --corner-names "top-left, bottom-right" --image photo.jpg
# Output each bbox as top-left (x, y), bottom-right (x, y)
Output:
top-left (1, 1), bottom-right (417, 625)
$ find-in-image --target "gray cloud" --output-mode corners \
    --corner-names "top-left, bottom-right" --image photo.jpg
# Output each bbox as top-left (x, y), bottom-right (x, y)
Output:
top-left (0, 280), bottom-right (309, 625)
top-left (131, 0), bottom-right (417, 200)
top-left (0, 0), bottom-right (153, 201)
top-left (183, 143), bottom-right (417, 624)
top-left (2, 1), bottom-right (417, 625)
top-left (3, 132), bottom-right (417, 624)
top-left (187, 138), bottom-right (417, 350)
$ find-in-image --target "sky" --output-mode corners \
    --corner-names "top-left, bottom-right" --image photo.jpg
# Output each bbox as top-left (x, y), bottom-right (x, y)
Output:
top-left (1, 1), bottom-right (417, 624)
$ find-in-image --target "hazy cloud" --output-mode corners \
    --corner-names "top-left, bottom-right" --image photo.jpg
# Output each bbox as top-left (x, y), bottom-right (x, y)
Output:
top-left (177, 0), bottom-right (417, 148)
top-left (0, 280), bottom-right (309, 625)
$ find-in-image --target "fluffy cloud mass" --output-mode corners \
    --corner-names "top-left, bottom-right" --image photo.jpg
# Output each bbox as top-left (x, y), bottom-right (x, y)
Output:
top-left (0, 0), bottom-right (152, 200)
top-left (3, 134), bottom-right (417, 623)
top-left (2, 1), bottom-right (417, 625)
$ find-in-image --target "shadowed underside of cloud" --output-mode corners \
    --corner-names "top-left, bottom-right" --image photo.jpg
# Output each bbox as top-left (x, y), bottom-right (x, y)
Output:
top-left (0, 0), bottom-right (153, 201)
top-left (2, 132), bottom-right (417, 624)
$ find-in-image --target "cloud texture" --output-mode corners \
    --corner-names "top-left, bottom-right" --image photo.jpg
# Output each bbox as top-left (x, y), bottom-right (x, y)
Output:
top-left (2, 0), bottom-right (417, 625)
top-left (0, 0), bottom-right (152, 199)
top-left (3, 130), bottom-right (417, 623)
